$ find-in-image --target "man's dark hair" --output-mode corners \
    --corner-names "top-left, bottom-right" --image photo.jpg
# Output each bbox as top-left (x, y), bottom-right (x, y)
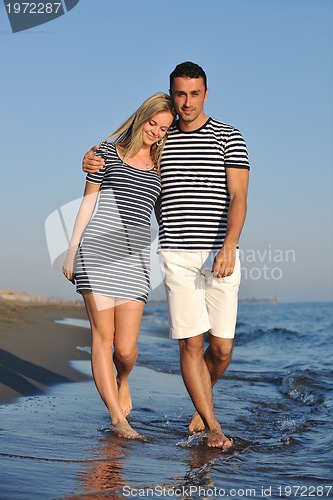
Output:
top-left (169, 61), bottom-right (207, 91)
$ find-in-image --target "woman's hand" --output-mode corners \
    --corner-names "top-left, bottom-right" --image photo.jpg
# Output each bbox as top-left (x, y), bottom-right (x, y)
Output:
top-left (62, 249), bottom-right (77, 284)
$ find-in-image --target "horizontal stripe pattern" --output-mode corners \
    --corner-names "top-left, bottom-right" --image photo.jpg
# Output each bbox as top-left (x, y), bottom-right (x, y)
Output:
top-left (75, 142), bottom-right (161, 303)
top-left (159, 118), bottom-right (250, 250)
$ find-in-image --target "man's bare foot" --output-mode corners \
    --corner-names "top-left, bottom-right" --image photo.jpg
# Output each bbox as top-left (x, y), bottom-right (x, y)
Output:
top-left (207, 428), bottom-right (233, 449)
top-left (113, 421), bottom-right (145, 441)
top-left (188, 411), bottom-right (205, 434)
top-left (117, 379), bottom-right (132, 416)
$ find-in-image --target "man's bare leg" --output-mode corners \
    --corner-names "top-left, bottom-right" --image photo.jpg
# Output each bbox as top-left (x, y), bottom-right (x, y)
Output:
top-left (179, 335), bottom-right (232, 448)
top-left (189, 335), bottom-right (234, 434)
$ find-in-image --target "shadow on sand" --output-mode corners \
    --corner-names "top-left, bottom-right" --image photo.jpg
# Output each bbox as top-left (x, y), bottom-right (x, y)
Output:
top-left (0, 348), bottom-right (71, 399)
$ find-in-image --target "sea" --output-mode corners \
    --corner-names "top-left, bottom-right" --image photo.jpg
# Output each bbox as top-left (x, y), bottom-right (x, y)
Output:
top-left (0, 301), bottom-right (332, 499)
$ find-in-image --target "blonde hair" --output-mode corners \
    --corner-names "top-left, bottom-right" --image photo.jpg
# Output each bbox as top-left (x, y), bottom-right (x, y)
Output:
top-left (102, 92), bottom-right (175, 172)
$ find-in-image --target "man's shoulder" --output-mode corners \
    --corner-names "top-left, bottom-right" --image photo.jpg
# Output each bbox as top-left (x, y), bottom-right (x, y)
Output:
top-left (208, 117), bottom-right (239, 133)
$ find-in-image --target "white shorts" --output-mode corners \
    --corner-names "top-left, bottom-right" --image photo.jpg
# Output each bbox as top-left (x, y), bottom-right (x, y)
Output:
top-left (160, 250), bottom-right (241, 340)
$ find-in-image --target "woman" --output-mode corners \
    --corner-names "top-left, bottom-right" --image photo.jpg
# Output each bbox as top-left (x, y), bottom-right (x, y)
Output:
top-left (63, 93), bottom-right (175, 440)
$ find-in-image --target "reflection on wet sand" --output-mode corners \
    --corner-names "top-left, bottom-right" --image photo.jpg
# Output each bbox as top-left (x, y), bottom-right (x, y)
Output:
top-left (76, 433), bottom-right (132, 499)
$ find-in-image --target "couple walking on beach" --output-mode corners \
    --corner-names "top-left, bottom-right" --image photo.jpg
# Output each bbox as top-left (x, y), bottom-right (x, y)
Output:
top-left (63, 61), bottom-right (250, 448)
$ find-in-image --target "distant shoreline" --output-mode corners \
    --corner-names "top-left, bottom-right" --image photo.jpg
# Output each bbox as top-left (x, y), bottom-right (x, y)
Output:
top-left (1, 288), bottom-right (331, 310)
top-left (0, 288), bottom-right (83, 305)
top-left (239, 297), bottom-right (278, 304)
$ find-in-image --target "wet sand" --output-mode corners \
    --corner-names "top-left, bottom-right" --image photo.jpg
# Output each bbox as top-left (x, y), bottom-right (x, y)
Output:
top-left (0, 298), bottom-right (92, 404)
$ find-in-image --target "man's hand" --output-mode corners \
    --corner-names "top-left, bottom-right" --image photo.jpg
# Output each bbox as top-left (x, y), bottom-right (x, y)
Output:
top-left (212, 245), bottom-right (236, 278)
top-left (82, 146), bottom-right (105, 173)
top-left (212, 167), bottom-right (248, 279)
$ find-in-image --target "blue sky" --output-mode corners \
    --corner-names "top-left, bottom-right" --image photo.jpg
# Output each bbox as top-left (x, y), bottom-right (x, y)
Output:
top-left (1, 0), bottom-right (332, 303)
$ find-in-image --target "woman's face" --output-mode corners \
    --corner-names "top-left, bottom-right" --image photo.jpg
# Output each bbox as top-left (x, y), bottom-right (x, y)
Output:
top-left (142, 111), bottom-right (174, 147)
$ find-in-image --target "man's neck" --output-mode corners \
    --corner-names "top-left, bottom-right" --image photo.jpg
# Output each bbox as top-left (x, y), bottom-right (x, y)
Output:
top-left (178, 113), bottom-right (209, 133)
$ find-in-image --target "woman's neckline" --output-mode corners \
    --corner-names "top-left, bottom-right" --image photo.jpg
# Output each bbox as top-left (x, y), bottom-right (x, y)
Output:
top-left (115, 145), bottom-right (156, 172)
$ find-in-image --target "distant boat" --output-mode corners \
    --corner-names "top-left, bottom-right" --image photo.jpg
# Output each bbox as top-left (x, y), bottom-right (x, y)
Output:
top-left (271, 294), bottom-right (278, 306)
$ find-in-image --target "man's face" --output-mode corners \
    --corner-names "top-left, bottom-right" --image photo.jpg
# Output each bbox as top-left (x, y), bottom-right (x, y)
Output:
top-left (171, 77), bottom-right (208, 126)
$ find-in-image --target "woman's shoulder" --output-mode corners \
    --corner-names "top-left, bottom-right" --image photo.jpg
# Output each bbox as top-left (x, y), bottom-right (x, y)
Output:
top-left (95, 141), bottom-right (117, 160)
top-left (98, 141), bottom-right (116, 153)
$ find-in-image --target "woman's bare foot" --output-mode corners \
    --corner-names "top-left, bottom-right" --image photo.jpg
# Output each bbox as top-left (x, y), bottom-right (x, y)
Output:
top-left (188, 411), bottom-right (205, 434)
top-left (207, 428), bottom-right (233, 449)
top-left (113, 421), bottom-right (145, 440)
top-left (117, 379), bottom-right (132, 416)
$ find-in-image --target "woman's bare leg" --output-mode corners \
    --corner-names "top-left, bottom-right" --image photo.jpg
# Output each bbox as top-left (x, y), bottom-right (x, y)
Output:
top-left (113, 299), bottom-right (145, 415)
top-left (82, 293), bottom-right (143, 440)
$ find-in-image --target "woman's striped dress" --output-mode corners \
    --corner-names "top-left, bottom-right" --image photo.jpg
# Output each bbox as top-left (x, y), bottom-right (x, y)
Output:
top-left (75, 142), bottom-right (161, 303)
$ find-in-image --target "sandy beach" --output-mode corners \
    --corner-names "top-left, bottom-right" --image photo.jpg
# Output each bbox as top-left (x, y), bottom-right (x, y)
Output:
top-left (0, 296), bottom-right (92, 405)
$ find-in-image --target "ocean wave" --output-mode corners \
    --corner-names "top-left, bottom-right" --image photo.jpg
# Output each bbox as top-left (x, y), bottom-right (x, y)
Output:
top-left (235, 326), bottom-right (303, 347)
top-left (281, 369), bottom-right (333, 408)
top-left (76, 345), bottom-right (91, 354)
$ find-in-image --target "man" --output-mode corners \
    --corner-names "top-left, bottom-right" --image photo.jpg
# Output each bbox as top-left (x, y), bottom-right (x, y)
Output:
top-left (82, 62), bottom-right (250, 448)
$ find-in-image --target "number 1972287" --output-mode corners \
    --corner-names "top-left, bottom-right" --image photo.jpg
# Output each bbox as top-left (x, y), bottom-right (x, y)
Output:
top-left (6, 3), bottom-right (62, 14)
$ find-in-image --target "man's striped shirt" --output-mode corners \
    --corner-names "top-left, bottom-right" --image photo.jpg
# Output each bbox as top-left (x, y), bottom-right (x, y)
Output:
top-left (159, 117), bottom-right (250, 251)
